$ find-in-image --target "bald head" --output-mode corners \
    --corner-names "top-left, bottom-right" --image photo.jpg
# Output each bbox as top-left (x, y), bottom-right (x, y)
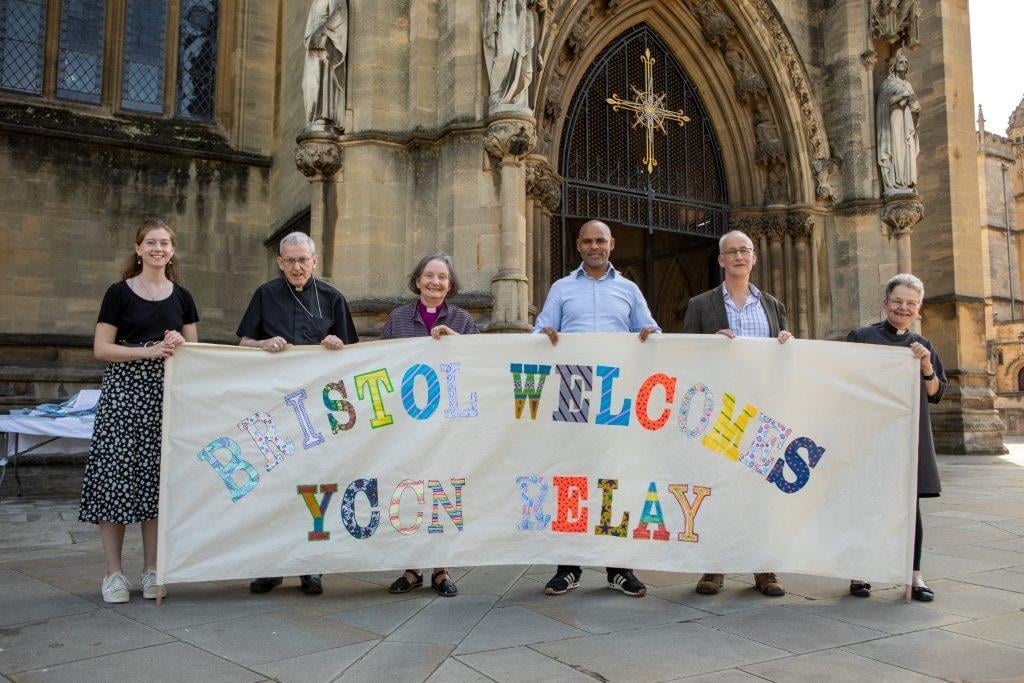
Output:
top-left (576, 220), bottom-right (615, 276)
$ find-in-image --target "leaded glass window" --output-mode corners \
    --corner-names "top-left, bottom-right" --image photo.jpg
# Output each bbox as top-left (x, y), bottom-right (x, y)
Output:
top-left (121, 0), bottom-right (167, 113)
top-left (57, 0), bottom-right (106, 103)
top-left (175, 0), bottom-right (217, 121)
top-left (0, 0), bottom-right (46, 94)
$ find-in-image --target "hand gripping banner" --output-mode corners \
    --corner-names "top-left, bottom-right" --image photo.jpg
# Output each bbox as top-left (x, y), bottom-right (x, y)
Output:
top-left (157, 334), bottom-right (919, 584)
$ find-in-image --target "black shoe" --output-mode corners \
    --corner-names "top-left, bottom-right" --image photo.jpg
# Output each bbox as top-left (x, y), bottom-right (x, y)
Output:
top-left (388, 571), bottom-right (423, 594)
top-left (431, 570), bottom-right (458, 597)
top-left (299, 574), bottom-right (323, 595)
top-left (544, 570), bottom-right (581, 595)
top-left (849, 581), bottom-right (872, 598)
top-left (250, 576), bottom-right (283, 594)
top-left (911, 585), bottom-right (934, 602)
top-left (608, 569), bottom-right (646, 597)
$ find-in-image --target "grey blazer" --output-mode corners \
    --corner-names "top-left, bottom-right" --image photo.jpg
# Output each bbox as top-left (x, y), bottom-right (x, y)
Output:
top-left (682, 284), bottom-right (788, 337)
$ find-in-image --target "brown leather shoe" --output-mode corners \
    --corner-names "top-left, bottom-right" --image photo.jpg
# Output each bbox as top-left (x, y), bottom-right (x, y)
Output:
top-left (696, 573), bottom-right (724, 595)
top-left (754, 572), bottom-right (785, 596)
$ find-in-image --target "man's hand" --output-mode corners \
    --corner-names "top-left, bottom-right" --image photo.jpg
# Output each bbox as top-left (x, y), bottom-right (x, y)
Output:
top-left (638, 327), bottom-right (658, 342)
top-left (321, 334), bottom-right (345, 350)
top-left (430, 325), bottom-right (458, 340)
top-left (715, 329), bottom-right (736, 339)
top-left (539, 327), bottom-right (559, 346)
top-left (778, 330), bottom-right (792, 345)
top-left (261, 336), bottom-right (289, 353)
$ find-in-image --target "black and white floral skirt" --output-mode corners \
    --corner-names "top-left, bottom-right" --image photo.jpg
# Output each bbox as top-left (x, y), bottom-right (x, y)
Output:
top-left (79, 358), bottom-right (165, 524)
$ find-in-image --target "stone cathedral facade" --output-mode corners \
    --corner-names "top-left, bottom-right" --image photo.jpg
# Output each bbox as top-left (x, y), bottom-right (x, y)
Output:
top-left (0, 0), bottom-right (1006, 455)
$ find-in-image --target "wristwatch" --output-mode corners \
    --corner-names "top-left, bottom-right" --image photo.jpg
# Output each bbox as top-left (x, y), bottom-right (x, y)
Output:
top-left (921, 371), bottom-right (935, 381)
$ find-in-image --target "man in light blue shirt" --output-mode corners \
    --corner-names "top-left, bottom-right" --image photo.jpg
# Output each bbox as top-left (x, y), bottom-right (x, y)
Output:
top-left (533, 220), bottom-right (659, 598)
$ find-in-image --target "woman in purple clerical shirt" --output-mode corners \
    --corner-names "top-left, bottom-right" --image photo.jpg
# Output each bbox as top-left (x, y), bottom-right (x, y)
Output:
top-left (380, 252), bottom-right (479, 597)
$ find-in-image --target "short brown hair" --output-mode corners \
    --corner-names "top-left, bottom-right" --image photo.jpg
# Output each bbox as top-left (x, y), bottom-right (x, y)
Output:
top-left (408, 252), bottom-right (460, 298)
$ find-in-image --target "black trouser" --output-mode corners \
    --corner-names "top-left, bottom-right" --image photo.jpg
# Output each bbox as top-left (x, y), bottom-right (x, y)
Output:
top-left (557, 565), bottom-right (628, 577)
top-left (913, 500), bottom-right (923, 572)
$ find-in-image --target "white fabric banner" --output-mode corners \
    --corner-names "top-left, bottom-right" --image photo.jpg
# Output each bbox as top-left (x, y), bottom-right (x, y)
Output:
top-left (157, 335), bottom-right (919, 585)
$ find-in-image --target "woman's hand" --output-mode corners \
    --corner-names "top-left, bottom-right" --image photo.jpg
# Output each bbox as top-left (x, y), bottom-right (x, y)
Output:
top-left (163, 329), bottom-right (186, 347)
top-left (149, 340), bottom-right (175, 359)
top-left (910, 341), bottom-right (933, 374)
top-left (430, 325), bottom-right (458, 340)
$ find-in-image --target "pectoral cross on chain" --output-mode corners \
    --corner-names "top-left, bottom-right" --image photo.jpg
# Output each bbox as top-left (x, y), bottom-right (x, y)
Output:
top-left (605, 48), bottom-right (690, 174)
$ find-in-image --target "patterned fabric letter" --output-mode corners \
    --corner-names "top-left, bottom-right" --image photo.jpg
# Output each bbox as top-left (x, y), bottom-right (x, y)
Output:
top-left (354, 369), bottom-right (395, 428)
top-left (196, 437), bottom-right (260, 502)
top-left (667, 484), bottom-right (711, 542)
top-left (284, 389), bottom-right (326, 450)
top-left (635, 373), bottom-right (677, 431)
top-left (552, 364), bottom-right (592, 423)
top-left (510, 363), bottom-right (551, 420)
top-left (441, 362), bottom-right (478, 418)
top-left (237, 412), bottom-right (295, 472)
top-left (701, 392), bottom-right (759, 461)
top-left (632, 482), bottom-right (670, 540)
top-left (341, 478), bottom-right (380, 539)
top-left (297, 483), bottom-right (337, 540)
top-left (552, 476), bottom-right (589, 533)
top-left (428, 478), bottom-right (466, 532)
top-left (323, 380), bottom-right (357, 433)
top-left (767, 437), bottom-right (825, 494)
top-left (739, 414), bottom-right (793, 477)
top-left (594, 479), bottom-right (629, 537)
top-left (401, 364), bottom-right (441, 420)
top-left (389, 479), bottom-right (425, 535)
top-left (516, 475), bottom-right (551, 530)
top-left (595, 365), bottom-right (632, 427)
top-left (678, 383), bottom-right (714, 439)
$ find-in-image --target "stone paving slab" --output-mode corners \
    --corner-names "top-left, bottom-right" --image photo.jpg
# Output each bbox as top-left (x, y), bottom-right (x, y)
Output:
top-left (0, 610), bottom-right (172, 675)
top-left (7, 642), bottom-right (264, 683)
top-left (2, 452), bottom-right (1024, 681)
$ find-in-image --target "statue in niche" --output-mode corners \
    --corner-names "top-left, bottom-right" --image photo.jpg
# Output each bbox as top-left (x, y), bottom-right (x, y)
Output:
top-left (303, 0), bottom-right (348, 130)
top-left (724, 45), bottom-right (766, 103)
top-left (764, 164), bottom-right (788, 206)
top-left (482, 0), bottom-right (536, 112)
top-left (754, 103), bottom-right (786, 167)
top-left (876, 48), bottom-right (920, 196)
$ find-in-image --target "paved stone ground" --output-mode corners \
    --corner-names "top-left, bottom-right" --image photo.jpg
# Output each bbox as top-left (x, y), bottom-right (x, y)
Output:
top-left (3, 448), bottom-right (1024, 682)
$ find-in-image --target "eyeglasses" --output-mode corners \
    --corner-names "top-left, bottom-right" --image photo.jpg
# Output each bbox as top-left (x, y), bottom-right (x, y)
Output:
top-left (721, 247), bottom-right (754, 258)
top-left (887, 298), bottom-right (921, 309)
top-left (279, 257), bottom-right (313, 267)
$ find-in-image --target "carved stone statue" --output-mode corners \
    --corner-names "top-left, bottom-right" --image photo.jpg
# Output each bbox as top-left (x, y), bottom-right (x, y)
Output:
top-left (724, 45), bottom-right (766, 103)
top-left (303, 0), bottom-right (348, 129)
top-left (872, 0), bottom-right (921, 49)
top-left (482, 0), bottom-right (536, 113)
top-left (754, 103), bottom-right (786, 167)
top-left (876, 48), bottom-right (920, 196)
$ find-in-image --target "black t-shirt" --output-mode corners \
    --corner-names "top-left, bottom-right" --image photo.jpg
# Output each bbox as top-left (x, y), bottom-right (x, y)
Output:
top-left (236, 277), bottom-right (359, 345)
top-left (97, 281), bottom-right (200, 345)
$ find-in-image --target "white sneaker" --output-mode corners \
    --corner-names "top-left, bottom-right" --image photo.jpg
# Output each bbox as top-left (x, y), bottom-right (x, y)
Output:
top-left (102, 572), bottom-right (131, 603)
top-left (141, 569), bottom-right (165, 600)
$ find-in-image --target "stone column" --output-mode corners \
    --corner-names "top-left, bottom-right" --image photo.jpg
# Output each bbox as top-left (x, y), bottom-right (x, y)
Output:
top-left (485, 114), bottom-right (537, 333)
top-left (764, 215), bottom-right (786, 301)
top-left (912, 2), bottom-right (1005, 454)
top-left (783, 230), bottom-right (796, 317)
top-left (789, 213), bottom-right (814, 339)
top-left (882, 198), bottom-right (924, 275)
top-left (295, 128), bottom-right (343, 279)
top-left (526, 158), bottom-right (562, 309)
top-left (745, 222), bottom-right (765, 286)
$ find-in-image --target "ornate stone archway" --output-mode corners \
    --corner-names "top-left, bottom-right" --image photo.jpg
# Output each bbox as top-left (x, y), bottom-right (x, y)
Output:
top-left (525, 0), bottom-right (834, 338)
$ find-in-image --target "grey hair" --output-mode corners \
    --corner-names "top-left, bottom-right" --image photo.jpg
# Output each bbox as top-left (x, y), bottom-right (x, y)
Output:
top-left (719, 229), bottom-right (754, 252)
top-left (884, 273), bottom-right (924, 300)
top-left (408, 251), bottom-right (460, 298)
top-left (279, 231), bottom-right (316, 255)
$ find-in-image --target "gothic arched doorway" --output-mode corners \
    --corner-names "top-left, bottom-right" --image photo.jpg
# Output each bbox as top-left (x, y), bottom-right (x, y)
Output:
top-left (554, 23), bottom-right (729, 331)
